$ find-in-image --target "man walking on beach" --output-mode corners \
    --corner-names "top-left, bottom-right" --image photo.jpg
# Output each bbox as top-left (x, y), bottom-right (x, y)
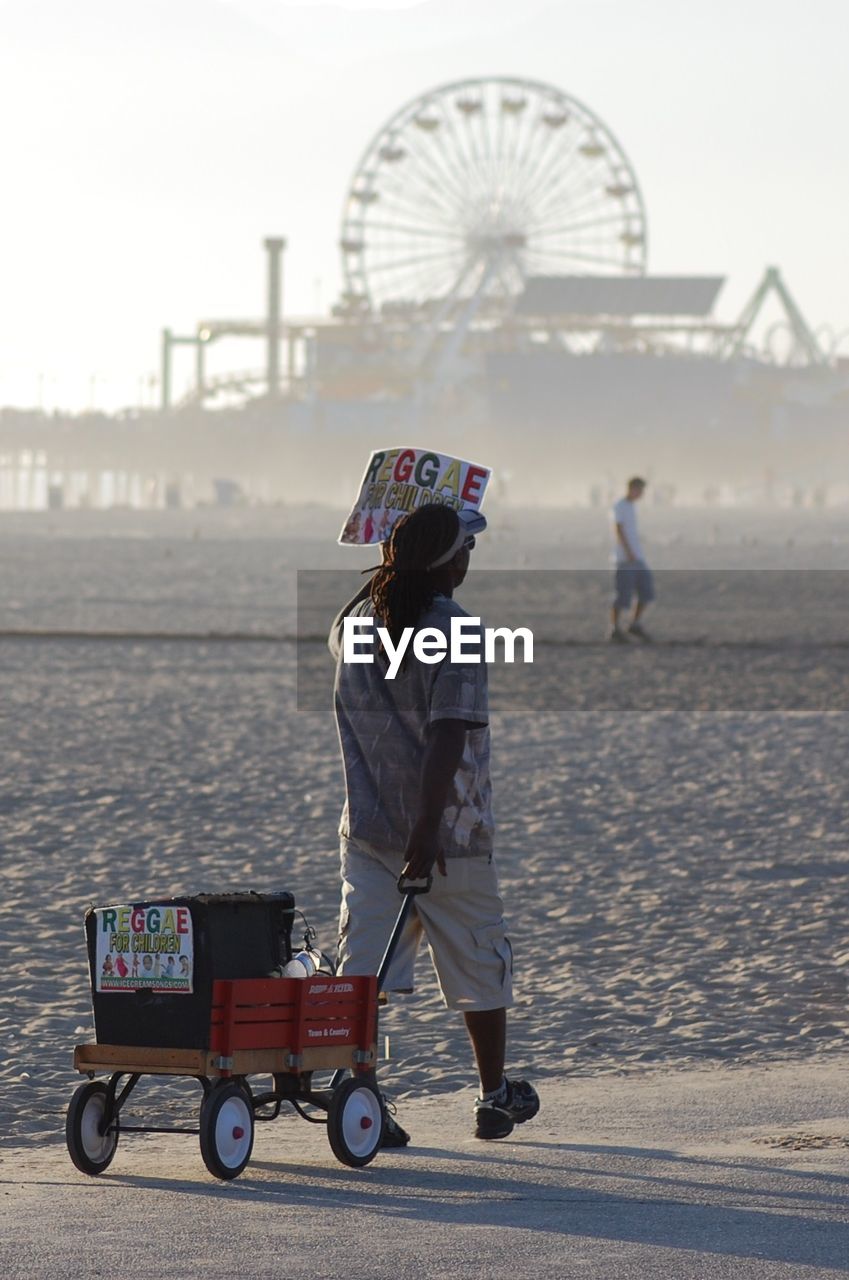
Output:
top-left (328, 504), bottom-right (539, 1143)
top-left (611, 476), bottom-right (655, 642)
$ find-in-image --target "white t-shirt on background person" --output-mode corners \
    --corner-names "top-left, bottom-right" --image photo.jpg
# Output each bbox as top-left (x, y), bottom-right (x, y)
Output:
top-left (612, 497), bottom-right (645, 565)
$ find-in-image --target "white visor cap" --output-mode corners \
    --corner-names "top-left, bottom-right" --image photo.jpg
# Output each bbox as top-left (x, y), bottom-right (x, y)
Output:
top-left (427, 508), bottom-right (488, 570)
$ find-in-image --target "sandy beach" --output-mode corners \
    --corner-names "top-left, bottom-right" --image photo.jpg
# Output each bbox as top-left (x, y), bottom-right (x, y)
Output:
top-left (1, 505), bottom-right (847, 1274)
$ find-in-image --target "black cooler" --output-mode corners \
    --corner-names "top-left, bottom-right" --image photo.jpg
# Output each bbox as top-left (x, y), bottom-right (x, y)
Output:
top-left (85, 892), bottom-right (296, 1049)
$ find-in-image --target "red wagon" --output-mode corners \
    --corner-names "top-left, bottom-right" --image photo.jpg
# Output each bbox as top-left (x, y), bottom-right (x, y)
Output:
top-left (67, 971), bottom-right (383, 1180)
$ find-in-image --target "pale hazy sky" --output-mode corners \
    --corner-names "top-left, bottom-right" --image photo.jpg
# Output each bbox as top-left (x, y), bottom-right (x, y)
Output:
top-left (1, 0), bottom-right (846, 410)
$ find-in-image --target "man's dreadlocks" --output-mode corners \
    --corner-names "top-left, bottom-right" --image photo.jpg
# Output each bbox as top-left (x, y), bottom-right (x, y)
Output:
top-left (370, 505), bottom-right (461, 650)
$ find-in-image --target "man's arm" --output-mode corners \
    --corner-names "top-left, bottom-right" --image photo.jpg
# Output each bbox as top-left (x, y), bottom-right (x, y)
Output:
top-left (616, 522), bottom-right (638, 562)
top-left (402, 718), bottom-right (478, 879)
top-left (328, 576), bottom-right (374, 660)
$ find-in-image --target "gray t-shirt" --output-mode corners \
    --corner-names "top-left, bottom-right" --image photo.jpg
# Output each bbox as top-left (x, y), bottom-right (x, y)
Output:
top-left (329, 593), bottom-right (493, 859)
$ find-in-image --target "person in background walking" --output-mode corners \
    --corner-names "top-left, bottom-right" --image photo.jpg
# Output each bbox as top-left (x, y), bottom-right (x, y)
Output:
top-left (611, 476), bottom-right (655, 642)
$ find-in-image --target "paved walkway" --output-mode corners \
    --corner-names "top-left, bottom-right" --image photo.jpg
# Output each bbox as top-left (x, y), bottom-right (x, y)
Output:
top-left (2, 1059), bottom-right (849, 1278)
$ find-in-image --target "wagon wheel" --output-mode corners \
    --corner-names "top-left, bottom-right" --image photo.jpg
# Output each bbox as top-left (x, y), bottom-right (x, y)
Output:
top-left (199, 1080), bottom-right (255, 1180)
top-left (66, 1081), bottom-right (119, 1176)
top-left (327, 1077), bottom-right (385, 1168)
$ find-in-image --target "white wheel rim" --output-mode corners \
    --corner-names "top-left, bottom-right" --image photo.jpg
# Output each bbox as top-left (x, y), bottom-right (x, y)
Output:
top-left (214, 1095), bottom-right (252, 1169)
top-left (340, 1088), bottom-right (382, 1159)
top-left (80, 1092), bottom-right (115, 1162)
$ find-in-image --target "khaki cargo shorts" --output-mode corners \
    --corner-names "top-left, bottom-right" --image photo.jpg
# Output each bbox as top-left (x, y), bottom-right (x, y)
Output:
top-left (337, 837), bottom-right (514, 1012)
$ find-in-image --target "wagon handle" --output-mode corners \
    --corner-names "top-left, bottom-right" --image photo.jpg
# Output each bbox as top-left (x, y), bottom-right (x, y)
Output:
top-left (396, 872), bottom-right (432, 895)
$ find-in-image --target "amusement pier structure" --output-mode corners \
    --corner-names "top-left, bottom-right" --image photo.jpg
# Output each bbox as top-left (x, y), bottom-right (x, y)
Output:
top-left (3, 76), bottom-right (847, 508)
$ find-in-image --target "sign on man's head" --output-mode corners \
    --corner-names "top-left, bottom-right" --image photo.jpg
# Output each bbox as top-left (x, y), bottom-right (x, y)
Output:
top-left (339, 446), bottom-right (491, 546)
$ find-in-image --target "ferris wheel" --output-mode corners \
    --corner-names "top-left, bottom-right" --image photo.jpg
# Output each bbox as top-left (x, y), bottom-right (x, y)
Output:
top-left (340, 75), bottom-right (647, 315)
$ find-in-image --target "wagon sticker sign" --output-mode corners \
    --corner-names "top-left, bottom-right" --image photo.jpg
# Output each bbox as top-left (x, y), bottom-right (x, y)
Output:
top-left (339, 446), bottom-right (490, 545)
top-left (94, 904), bottom-right (194, 994)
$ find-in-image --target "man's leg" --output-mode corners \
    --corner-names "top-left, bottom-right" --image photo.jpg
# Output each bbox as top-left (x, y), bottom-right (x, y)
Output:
top-left (337, 839), bottom-right (422, 989)
top-left (415, 859), bottom-right (539, 1138)
top-left (466, 1006), bottom-right (539, 1139)
top-left (629, 567), bottom-right (655, 637)
top-left (611, 568), bottom-right (631, 640)
top-left (336, 840), bottom-right (422, 1148)
top-left (464, 1007), bottom-right (506, 1095)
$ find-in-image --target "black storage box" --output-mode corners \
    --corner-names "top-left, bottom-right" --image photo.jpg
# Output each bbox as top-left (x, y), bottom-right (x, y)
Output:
top-left (85, 892), bottom-right (295, 1049)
